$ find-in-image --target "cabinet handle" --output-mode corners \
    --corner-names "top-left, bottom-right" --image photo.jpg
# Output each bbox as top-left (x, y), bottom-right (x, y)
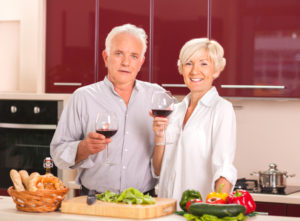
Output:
top-left (221, 85), bottom-right (285, 89)
top-left (161, 84), bottom-right (186, 88)
top-left (162, 84), bottom-right (285, 90)
top-left (0, 123), bottom-right (57, 130)
top-left (54, 82), bottom-right (82, 86)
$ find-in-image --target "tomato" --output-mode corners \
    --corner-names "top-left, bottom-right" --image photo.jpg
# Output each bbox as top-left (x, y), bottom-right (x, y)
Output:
top-left (186, 199), bottom-right (202, 211)
top-left (206, 197), bottom-right (226, 204)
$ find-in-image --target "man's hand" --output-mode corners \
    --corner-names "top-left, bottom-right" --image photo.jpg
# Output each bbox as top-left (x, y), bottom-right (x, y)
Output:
top-left (75, 132), bottom-right (111, 164)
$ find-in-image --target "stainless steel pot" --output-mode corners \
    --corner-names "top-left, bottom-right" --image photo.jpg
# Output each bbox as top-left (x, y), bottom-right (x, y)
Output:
top-left (251, 163), bottom-right (295, 191)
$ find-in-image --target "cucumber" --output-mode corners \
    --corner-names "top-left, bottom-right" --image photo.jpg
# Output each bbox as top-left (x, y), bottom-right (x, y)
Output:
top-left (189, 203), bottom-right (246, 218)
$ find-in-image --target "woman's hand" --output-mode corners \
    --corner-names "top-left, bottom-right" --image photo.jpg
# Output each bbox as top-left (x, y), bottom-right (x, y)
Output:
top-left (149, 110), bottom-right (169, 139)
top-left (149, 110), bottom-right (169, 176)
top-left (215, 177), bottom-right (232, 194)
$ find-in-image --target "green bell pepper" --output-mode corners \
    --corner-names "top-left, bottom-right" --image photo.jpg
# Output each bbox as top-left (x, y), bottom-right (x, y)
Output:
top-left (180, 189), bottom-right (202, 211)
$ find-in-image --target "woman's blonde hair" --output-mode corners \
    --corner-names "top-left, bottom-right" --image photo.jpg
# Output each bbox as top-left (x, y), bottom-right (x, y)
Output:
top-left (177, 38), bottom-right (226, 79)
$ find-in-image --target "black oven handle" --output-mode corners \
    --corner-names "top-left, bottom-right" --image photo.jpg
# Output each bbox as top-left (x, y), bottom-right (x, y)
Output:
top-left (0, 123), bottom-right (57, 130)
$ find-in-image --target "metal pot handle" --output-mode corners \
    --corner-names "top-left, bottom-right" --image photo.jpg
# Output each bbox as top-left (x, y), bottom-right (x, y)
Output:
top-left (250, 171), bottom-right (259, 176)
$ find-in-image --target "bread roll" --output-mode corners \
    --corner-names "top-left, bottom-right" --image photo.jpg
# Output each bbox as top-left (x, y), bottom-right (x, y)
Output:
top-left (10, 169), bottom-right (25, 192)
top-left (28, 175), bottom-right (43, 192)
top-left (29, 172), bottom-right (40, 180)
top-left (19, 170), bottom-right (29, 190)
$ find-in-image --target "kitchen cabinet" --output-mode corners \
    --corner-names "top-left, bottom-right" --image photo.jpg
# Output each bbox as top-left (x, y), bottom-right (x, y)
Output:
top-left (256, 202), bottom-right (300, 217)
top-left (211, 0), bottom-right (300, 98)
top-left (152, 0), bottom-right (208, 95)
top-left (97, 0), bottom-right (150, 82)
top-left (46, 0), bottom-right (300, 98)
top-left (45, 0), bottom-right (96, 93)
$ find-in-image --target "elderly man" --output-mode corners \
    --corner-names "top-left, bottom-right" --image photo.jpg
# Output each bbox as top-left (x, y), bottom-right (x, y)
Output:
top-left (50, 24), bottom-right (164, 196)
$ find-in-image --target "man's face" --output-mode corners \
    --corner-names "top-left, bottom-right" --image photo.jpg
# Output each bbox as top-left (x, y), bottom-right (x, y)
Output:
top-left (102, 33), bottom-right (145, 87)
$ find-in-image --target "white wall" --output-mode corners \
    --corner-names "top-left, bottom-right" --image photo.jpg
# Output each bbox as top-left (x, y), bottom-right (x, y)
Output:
top-left (229, 98), bottom-right (300, 186)
top-left (0, 0), bottom-right (45, 93)
top-left (0, 0), bottom-right (20, 91)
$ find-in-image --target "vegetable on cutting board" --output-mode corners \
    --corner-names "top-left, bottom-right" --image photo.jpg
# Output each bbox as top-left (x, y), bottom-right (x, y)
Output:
top-left (227, 189), bottom-right (256, 214)
top-left (97, 187), bottom-right (156, 205)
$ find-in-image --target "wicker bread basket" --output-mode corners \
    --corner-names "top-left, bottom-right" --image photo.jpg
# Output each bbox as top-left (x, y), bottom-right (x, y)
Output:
top-left (8, 186), bottom-right (69, 212)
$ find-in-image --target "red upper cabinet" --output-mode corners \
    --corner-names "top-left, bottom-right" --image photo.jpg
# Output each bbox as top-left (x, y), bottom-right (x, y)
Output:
top-left (211, 0), bottom-right (300, 97)
top-left (152, 0), bottom-right (208, 95)
top-left (46, 0), bottom-right (96, 93)
top-left (97, 0), bottom-right (150, 82)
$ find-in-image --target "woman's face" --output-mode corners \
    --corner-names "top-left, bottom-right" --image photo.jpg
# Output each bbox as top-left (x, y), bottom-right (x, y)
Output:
top-left (181, 49), bottom-right (217, 95)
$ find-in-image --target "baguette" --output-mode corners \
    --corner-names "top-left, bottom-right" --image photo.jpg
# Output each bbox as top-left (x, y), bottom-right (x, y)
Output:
top-left (10, 169), bottom-right (25, 192)
top-left (19, 170), bottom-right (30, 190)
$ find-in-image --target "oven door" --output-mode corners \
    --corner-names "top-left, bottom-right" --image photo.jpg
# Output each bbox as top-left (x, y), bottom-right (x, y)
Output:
top-left (0, 125), bottom-right (57, 193)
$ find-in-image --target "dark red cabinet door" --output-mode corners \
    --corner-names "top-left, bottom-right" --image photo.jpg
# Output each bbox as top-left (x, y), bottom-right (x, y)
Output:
top-left (97, 0), bottom-right (150, 82)
top-left (211, 0), bottom-right (300, 97)
top-left (287, 204), bottom-right (300, 217)
top-left (46, 0), bottom-right (96, 93)
top-left (255, 202), bottom-right (287, 216)
top-left (152, 0), bottom-right (208, 95)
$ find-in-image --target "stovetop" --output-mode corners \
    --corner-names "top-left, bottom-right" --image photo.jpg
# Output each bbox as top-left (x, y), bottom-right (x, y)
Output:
top-left (248, 185), bottom-right (300, 195)
top-left (234, 178), bottom-right (300, 195)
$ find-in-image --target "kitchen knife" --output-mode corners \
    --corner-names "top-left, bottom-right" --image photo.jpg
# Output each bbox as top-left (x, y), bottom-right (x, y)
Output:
top-left (87, 189), bottom-right (97, 205)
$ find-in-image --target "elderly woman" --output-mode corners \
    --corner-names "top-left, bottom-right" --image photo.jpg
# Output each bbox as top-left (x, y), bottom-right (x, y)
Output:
top-left (152, 38), bottom-right (237, 207)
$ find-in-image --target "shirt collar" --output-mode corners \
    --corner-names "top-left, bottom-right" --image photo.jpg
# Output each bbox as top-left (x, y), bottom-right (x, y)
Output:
top-left (182, 86), bottom-right (219, 108)
top-left (103, 76), bottom-right (140, 94)
top-left (199, 86), bottom-right (219, 107)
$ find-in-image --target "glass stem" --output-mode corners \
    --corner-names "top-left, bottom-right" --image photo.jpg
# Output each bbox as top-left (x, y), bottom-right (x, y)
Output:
top-left (106, 144), bottom-right (109, 162)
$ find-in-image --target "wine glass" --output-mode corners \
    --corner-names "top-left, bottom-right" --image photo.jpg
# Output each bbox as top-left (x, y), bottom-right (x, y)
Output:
top-left (95, 111), bottom-right (118, 165)
top-left (151, 91), bottom-right (177, 145)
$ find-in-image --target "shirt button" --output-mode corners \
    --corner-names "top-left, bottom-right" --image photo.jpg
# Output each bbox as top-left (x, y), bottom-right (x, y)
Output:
top-left (123, 166), bottom-right (126, 169)
top-left (124, 149), bottom-right (128, 152)
top-left (125, 131), bottom-right (129, 135)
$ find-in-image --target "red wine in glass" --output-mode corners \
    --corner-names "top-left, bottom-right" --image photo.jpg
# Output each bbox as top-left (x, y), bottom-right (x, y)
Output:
top-left (152, 109), bottom-right (173, 117)
top-left (151, 91), bottom-right (177, 145)
top-left (95, 111), bottom-right (118, 165)
top-left (96, 129), bottom-right (118, 138)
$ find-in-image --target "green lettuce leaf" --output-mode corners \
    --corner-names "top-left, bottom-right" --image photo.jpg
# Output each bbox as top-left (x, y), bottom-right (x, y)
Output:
top-left (97, 187), bottom-right (156, 205)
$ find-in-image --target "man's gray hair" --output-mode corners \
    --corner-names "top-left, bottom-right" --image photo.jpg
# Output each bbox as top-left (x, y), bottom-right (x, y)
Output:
top-left (105, 24), bottom-right (147, 59)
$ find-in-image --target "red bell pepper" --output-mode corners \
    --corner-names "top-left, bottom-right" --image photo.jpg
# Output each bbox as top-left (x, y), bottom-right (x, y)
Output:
top-left (206, 197), bottom-right (226, 204)
top-left (186, 199), bottom-right (202, 212)
top-left (227, 189), bottom-right (256, 214)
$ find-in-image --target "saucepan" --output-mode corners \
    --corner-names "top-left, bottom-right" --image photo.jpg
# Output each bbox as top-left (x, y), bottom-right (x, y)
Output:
top-left (250, 163), bottom-right (295, 191)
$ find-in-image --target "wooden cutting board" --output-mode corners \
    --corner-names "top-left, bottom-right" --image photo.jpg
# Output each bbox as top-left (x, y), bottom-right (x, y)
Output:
top-left (61, 196), bottom-right (177, 219)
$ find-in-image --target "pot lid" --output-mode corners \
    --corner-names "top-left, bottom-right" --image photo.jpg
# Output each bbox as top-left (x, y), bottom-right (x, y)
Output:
top-left (261, 163), bottom-right (286, 175)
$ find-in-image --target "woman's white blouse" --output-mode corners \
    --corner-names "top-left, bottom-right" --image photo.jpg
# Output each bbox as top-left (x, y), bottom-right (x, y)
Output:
top-left (157, 87), bottom-right (237, 206)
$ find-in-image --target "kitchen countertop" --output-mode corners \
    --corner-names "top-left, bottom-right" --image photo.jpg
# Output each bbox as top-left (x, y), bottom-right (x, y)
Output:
top-left (251, 191), bottom-right (300, 204)
top-left (0, 92), bottom-right (71, 104)
top-left (1, 196), bottom-right (299, 221)
top-left (67, 181), bottom-right (300, 205)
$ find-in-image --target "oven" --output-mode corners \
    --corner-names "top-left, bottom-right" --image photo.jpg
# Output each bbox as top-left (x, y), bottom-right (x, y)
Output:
top-left (0, 99), bottom-right (62, 195)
